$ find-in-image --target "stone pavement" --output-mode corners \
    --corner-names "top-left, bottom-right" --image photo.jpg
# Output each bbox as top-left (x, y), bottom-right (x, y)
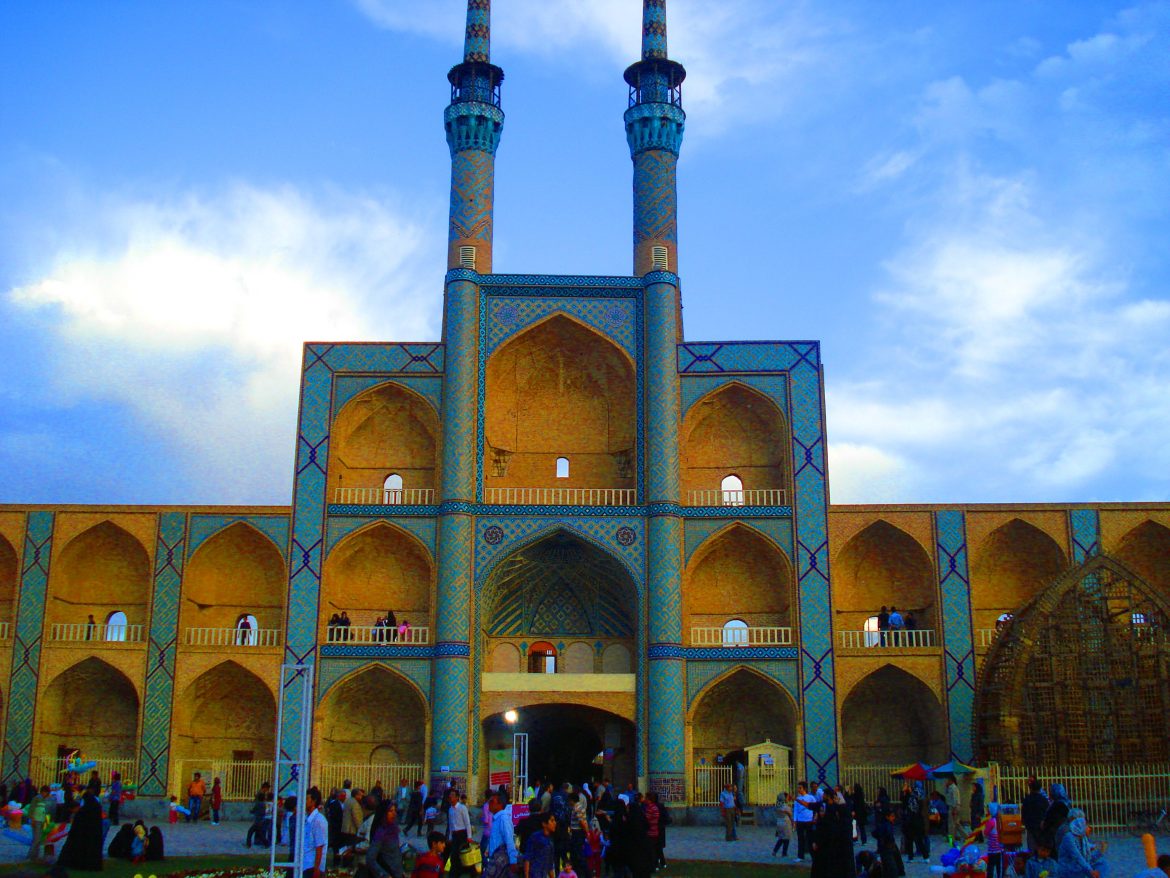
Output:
top-left (1, 819), bottom-right (1168, 876)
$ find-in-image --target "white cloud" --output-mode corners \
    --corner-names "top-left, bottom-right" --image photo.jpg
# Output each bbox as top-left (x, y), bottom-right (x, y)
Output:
top-left (826, 441), bottom-right (916, 503)
top-left (7, 183), bottom-right (441, 503)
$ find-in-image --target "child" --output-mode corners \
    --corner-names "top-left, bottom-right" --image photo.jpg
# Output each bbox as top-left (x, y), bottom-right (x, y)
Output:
top-left (130, 822), bottom-right (148, 863)
top-left (985, 803), bottom-right (1004, 878)
top-left (585, 820), bottom-right (603, 878)
top-left (411, 831), bottom-right (447, 878)
top-left (557, 864), bottom-right (577, 878)
top-left (1025, 842), bottom-right (1057, 878)
top-left (168, 796), bottom-right (181, 825)
top-left (872, 808), bottom-right (905, 878)
top-left (210, 778), bottom-right (223, 825)
top-left (424, 801), bottom-right (439, 836)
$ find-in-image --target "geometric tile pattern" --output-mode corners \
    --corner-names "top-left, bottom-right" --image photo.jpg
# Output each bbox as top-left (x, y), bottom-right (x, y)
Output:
top-left (680, 374), bottom-right (790, 419)
top-left (463, 0), bottom-right (490, 64)
top-left (683, 518), bottom-right (794, 566)
top-left (647, 658), bottom-right (684, 798)
top-left (647, 516), bottom-right (682, 644)
top-left (633, 152), bottom-right (679, 257)
top-left (187, 513), bottom-right (289, 560)
top-left (3, 511), bottom-right (53, 783)
top-left (641, 0), bottom-right (668, 60)
top-left (316, 658), bottom-right (431, 706)
top-left (644, 278), bottom-right (681, 503)
top-left (678, 341), bottom-right (820, 374)
top-left (431, 655), bottom-right (470, 779)
top-left (332, 375), bottom-right (443, 422)
top-left (1069, 507), bottom-right (1100, 563)
top-left (449, 151), bottom-right (496, 248)
top-left (443, 279), bottom-right (480, 502)
top-left (486, 297), bottom-right (637, 359)
top-left (432, 514), bottom-right (474, 779)
top-left (138, 511), bottom-right (187, 796)
top-left (324, 516), bottom-right (437, 559)
top-left (685, 660), bottom-right (798, 708)
top-left (935, 509), bottom-right (976, 763)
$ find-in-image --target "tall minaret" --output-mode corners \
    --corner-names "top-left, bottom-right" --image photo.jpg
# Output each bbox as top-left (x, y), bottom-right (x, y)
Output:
top-left (629, 0), bottom-right (689, 803)
top-left (432, 0), bottom-right (503, 792)
top-left (624, 0), bottom-right (686, 277)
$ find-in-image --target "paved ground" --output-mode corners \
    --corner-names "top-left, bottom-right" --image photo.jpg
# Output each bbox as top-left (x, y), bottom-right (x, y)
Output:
top-left (2, 820), bottom-right (1168, 875)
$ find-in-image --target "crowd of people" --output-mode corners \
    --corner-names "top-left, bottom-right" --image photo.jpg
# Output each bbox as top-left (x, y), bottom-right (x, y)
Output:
top-left (874, 606), bottom-right (919, 645)
top-left (326, 610), bottom-right (412, 641)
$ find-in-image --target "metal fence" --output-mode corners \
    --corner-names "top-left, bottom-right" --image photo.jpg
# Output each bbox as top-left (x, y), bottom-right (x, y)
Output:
top-left (746, 764), bottom-right (798, 806)
top-left (29, 755), bottom-right (137, 785)
top-left (693, 765), bottom-right (733, 805)
top-left (178, 759), bottom-right (275, 801)
top-left (314, 762), bottom-right (425, 795)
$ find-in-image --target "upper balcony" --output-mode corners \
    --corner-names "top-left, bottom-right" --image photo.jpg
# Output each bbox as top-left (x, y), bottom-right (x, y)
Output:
top-left (483, 486), bottom-right (635, 506)
top-left (684, 488), bottom-right (787, 508)
top-left (50, 622), bottom-right (145, 645)
top-left (691, 625), bottom-right (793, 647)
top-left (837, 628), bottom-right (938, 654)
top-left (333, 486), bottom-right (436, 507)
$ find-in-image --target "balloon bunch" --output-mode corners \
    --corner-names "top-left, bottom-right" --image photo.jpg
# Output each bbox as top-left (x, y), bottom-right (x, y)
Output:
top-left (932, 843), bottom-right (987, 875)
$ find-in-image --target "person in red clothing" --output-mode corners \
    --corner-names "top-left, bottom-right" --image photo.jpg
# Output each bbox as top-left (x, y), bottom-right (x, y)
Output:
top-left (211, 778), bottom-right (224, 825)
top-left (412, 831), bottom-right (448, 878)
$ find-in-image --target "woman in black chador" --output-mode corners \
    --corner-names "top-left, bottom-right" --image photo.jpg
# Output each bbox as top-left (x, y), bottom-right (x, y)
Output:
top-left (60, 779), bottom-right (105, 871)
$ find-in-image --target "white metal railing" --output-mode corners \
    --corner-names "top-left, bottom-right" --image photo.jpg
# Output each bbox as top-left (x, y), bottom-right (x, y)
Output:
top-left (333, 487), bottom-right (435, 506)
top-left (748, 764), bottom-right (799, 806)
top-left (30, 755), bottom-right (136, 784)
top-left (691, 626), bottom-right (793, 646)
top-left (181, 759), bottom-right (275, 801)
top-left (687, 489), bottom-right (787, 507)
top-left (0, 622), bottom-right (9, 640)
top-left (186, 627), bottom-right (281, 647)
top-left (315, 762), bottom-right (425, 795)
top-left (977, 627), bottom-right (999, 648)
top-left (693, 765), bottom-right (733, 805)
top-left (50, 622), bottom-right (144, 643)
top-left (325, 625), bottom-right (430, 645)
top-left (838, 628), bottom-right (936, 649)
top-left (484, 487), bottom-right (636, 506)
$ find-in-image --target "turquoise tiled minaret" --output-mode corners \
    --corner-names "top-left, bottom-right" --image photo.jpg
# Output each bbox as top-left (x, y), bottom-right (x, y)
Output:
top-left (432, 0), bottom-right (504, 787)
top-left (628, 0), bottom-right (688, 801)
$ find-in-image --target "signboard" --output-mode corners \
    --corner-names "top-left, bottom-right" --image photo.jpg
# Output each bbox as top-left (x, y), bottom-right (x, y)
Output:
top-left (489, 749), bottom-right (512, 788)
top-left (511, 803), bottom-right (529, 826)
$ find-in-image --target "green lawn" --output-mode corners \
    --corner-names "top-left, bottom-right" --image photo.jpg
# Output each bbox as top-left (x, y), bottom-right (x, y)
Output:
top-left (0, 857), bottom-right (803, 878)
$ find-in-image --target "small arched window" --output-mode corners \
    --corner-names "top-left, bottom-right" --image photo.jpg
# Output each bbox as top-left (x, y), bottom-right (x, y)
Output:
top-left (720, 474), bottom-right (744, 506)
top-left (556, 457), bottom-right (570, 479)
top-left (384, 473), bottom-right (404, 504)
top-left (105, 610), bottom-right (128, 642)
top-left (863, 614), bottom-right (881, 647)
top-left (721, 619), bottom-right (749, 647)
top-left (528, 641), bottom-right (558, 673)
top-left (236, 613), bottom-right (259, 646)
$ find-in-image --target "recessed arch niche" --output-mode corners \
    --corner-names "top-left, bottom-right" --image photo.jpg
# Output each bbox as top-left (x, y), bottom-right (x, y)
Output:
top-left (681, 383), bottom-right (790, 501)
top-left (182, 523), bottom-right (286, 633)
top-left (970, 519), bottom-right (1067, 628)
top-left (48, 521), bottom-right (151, 630)
top-left (1115, 520), bottom-right (1170, 600)
top-left (327, 382), bottom-right (439, 499)
top-left (690, 669), bottom-right (798, 766)
top-left (834, 520), bottom-right (936, 632)
top-left (316, 666), bottom-right (426, 765)
top-left (172, 660), bottom-right (276, 764)
top-left (484, 315), bottom-right (636, 491)
top-left (39, 657), bottom-right (140, 759)
top-left (839, 665), bottom-right (947, 764)
top-left (683, 525), bottom-right (792, 642)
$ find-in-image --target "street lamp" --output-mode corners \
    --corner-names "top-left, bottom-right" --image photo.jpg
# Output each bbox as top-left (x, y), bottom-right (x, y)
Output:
top-left (504, 709), bottom-right (518, 724)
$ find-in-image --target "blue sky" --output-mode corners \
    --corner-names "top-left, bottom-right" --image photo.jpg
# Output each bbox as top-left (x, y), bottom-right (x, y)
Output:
top-left (1, 1), bottom-right (1167, 505)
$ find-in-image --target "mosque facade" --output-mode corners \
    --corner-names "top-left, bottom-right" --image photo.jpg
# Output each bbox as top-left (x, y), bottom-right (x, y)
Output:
top-left (1, 1), bottom-right (1168, 810)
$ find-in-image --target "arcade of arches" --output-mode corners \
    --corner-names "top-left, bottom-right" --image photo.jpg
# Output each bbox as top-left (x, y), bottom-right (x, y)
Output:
top-left (840, 665), bottom-right (947, 765)
top-left (172, 661), bottom-right (275, 765)
top-left (681, 383), bottom-right (790, 499)
top-left (321, 524), bottom-right (433, 636)
top-left (690, 669), bottom-right (798, 768)
top-left (484, 316), bottom-right (636, 491)
top-left (38, 657), bottom-right (140, 760)
top-left (48, 521), bottom-right (151, 629)
top-left (834, 521), bottom-right (936, 632)
top-left (683, 526), bottom-right (792, 640)
top-left (317, 666), bottom-right (426, 766)
top-left (182, 523), bottom-right (286, 633)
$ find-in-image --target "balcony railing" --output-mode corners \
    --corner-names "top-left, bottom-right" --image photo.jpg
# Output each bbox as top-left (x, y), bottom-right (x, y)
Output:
top-left (325, 625), bottom-right (430, 645)
top-left (838, 629), bottom-right (936, 649)
top-left (977, 627), bottom-right (999, 649)
top-left (186, 627), bottom-right (281, 647)
top-left (0, 622), bottom-right (9, 641)
top-left (50, 622), bottom-right (144, 643)
top-left (484, 487), bottom-right (636, 506)
top-left (691, 626), bottom-right (793, 647)
top-left (686, 489), bottom-right (787, 507)
top-left (333, 487), bottom-right (435, 506)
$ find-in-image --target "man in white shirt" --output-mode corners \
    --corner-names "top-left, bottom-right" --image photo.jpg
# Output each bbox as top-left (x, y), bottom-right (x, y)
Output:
top-left (445, 787), bottom-right (473, 878)
top-left (793, 782), bottom-right (817, 862)
top-left (302, 787), bottom-right (329, 878)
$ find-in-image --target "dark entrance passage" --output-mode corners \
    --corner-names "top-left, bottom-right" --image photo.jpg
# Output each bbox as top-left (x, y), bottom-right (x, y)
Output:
top-left (483, 704), bottom-right (636, 791)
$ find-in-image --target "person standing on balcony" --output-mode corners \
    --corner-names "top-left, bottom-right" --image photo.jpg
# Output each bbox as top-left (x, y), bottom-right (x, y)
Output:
top-left (903, 611), bottom-right (917, 640)
top-left (888, 607), bottom-right (904, 646)
top-left (339, 611), bottom-right (352, 641)
top-left (387, 610), bottom-right (398, 642)
top-left (877, 607), bottom-right (890, 646)
top-left (237, 615), bottom-right (252, 646)
top-left (399, 619), bottom-right (411, 642)
top-left (187, 772), bottom-right (206, 823)
top-left (85, 614), bottom-right (96, 640)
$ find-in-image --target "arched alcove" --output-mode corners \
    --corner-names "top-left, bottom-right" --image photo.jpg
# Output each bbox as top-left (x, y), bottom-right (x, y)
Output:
top-left (684, 525), bottom-right (792, 642)
top-left (691, 669), bottom-right (798, 765)
top-left (971, 519), bottom-right (1067, 627)
top-left (681, 383), bottom-right (789, 502)
top-left (563, 642), bottom-right (594, 673)
top-left (490, 642), bottom-right (521, 673)
top-left (839, 665), bottom-right (947, 764)
top-left (484, 315), bottom-right (636, 491)
top-left (182, 523), bottom-right (286, 634)
top-left (39, 657), bottom-right (140, 759)
top-left (173, 661), bottom-right (276, 765)
top-left (49, 522), bottom-right (151, 630)
top-left (0, 534), bottom-right (17, 623)
top-left (834, 520), bottom-right (936, 632)
top-left (1115, 520), bottom-right (1170, 600)
top-left (327, 382), bottom-right (439, 499)
top-left (317, 666), bottom-right (426, 765)
top-left (321, 523), bottom-right (433, 638)
top-left (601, 643), bottom-right (631, 673)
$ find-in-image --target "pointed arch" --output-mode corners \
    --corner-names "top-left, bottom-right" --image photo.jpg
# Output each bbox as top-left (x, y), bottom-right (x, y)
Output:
top-left (681, 381), bottom-right (790, 500)
top-left (1114, 519), bottom-right (1170, 600)
top-left (834, 519), bottom-right (936, 630)
top-left (39, 657), bottom-right (140, 759)
top-left (839, 664), bottom-right (947, 764)
top-left (684, 523), bottom-right (793, 641)
top-left (327, 380), bottom-right (440, 499)
top-left (316, 664), bottom-right (427, 765)
top-left (49, 521), bottom-right (151, 628)
top-left (182, 521), bottom-right (287, 632)
top-left (976, 554), bottom-right (1170, 764)
top-left (484, 313), bottom-right (636, 491)
top-left (690, 666), bottom-right (799, 764)
top-left (970, 518), bottom-right (1067, 622)
top-left (0, 533), bottom-right (17, 623)
top-left (477, 522), bottom-right (643, 595)
top-left (321, 521), bottom-right (434, 636)
top-left (173, 660), bottom-right (276, 764)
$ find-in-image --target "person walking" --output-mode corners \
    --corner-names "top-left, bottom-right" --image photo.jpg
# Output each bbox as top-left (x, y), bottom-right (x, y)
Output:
top-left (772, 791), bottom-right (793, 857)
top-left (302, 788), bottom-right (329, 878)
top-left (367, 800), bottom-right (405, 878)
top-left (483, 793), bottom-right (518, 878)
top-left (27, 784), bottom-right (52, 861)
top-left (246, 784), bottom-right (272, 847)
top-left (445, 786), bottom-right (474, 878)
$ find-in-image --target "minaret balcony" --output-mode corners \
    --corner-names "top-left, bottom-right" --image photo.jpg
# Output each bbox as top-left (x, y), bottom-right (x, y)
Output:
top-left (483, 487), bottom-right (636, 507)
top-left (685, 489), bottom-right (787, 507)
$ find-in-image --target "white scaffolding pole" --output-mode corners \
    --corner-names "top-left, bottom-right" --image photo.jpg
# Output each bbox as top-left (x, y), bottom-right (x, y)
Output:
top-left (271, 662), bottom-right (314, 878)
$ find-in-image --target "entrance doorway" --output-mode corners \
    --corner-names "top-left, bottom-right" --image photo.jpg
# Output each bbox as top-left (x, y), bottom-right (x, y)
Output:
top-left (483, 704), bottom-right (636, 791)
